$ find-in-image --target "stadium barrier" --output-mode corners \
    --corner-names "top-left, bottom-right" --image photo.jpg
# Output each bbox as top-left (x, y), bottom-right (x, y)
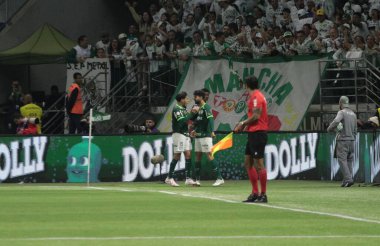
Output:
top-left (0, 132), bottom-right (379, 183)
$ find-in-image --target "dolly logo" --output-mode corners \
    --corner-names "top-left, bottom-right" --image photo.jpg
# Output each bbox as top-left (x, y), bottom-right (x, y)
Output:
top-left (330, 135), bottom-right (360, 180)
top-left (369, 136), bottom-right (380, 182)
top-left (0, 137), bottom-right (47, 182)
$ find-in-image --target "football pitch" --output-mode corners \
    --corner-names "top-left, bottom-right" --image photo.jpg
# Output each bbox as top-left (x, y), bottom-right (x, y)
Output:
top-left (0, 180), bottom-right (379, 246)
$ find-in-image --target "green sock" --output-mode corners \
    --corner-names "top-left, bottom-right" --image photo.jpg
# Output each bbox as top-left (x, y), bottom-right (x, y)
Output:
top-left (168, 159), bottom-right (178, 178)
top-left (195, 161), bottom-right (201, 180)
top-left (210, 160), bottom-right (222, 179)
top-left (185, 159), bottom-right (192, 179)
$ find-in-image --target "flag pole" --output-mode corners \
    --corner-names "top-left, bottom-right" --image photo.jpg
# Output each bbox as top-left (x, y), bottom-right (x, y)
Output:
top-left (87, 108), bottom-right (93, 187)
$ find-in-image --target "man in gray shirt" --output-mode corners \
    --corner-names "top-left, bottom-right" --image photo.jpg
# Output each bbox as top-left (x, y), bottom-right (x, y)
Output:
top-left (327, 96), bottom-right (357, 187)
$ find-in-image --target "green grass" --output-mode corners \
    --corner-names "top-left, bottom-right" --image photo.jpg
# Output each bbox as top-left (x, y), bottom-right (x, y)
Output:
top-left (0, 181), bottom-right (379, 246)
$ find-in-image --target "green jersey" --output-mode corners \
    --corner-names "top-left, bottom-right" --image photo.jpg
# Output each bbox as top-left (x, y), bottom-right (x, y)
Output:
top-left (194, 103), bottom-right (214, 138)
top-left (172, 104), bottom-right (194, 135)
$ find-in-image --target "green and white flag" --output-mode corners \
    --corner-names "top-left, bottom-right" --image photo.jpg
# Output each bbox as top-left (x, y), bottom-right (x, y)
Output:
top-left (158, 56), bottom-right (327, 132)
top-left (92, 111), bottom-right (111, 122)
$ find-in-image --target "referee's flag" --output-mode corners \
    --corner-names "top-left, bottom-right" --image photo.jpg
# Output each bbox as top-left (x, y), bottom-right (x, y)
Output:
top-left (211, 132), bottom-right (233, 157)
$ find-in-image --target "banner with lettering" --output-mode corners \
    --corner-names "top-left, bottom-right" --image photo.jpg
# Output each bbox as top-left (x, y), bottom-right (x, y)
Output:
top-left (66, 58), bottom-right (111, 112)
top-left (157, 56), bottom-right (325, 132)
top-left (1, 132), bottom-right (378, 184)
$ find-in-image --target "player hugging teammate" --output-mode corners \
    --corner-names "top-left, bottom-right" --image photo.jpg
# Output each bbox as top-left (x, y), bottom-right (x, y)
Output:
top-left (165, 89), bottom-right (224, 187)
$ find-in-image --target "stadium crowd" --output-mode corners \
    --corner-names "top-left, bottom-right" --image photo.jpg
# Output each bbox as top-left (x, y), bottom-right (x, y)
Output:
top-left (67, 0), bottom-right (380, 73)
top-left (4, 0), bottom-right (380, 135)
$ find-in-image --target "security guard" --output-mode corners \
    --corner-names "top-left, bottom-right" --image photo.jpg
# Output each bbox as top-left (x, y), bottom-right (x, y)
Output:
top-left (20, 94), bottom-right (43, 134)
top-left (66, 72), bottom-right (84, 134)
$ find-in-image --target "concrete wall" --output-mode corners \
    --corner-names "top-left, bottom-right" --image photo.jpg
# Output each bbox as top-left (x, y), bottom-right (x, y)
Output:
top-left (0, 0), bottom-right (131, 103)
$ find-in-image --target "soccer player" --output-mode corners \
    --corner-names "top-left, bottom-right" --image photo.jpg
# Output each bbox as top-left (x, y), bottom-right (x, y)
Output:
top-left (166, 91), bottom-right (198, 187)
top-left (191, 90), bottom-right (224, 186)
top-left (234, 76), bottom-right (268, 203)
top-left (201, 88), bottom-right (210, 102)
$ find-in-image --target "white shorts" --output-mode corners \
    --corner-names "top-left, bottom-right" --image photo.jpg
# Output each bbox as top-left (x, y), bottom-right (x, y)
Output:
top-left (172, 133), bottom-right (192, 153)
top-left (194, 137), bottom-right (213, 153)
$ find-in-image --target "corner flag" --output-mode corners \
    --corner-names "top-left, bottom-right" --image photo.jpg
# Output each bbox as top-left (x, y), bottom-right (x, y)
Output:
top-left (211, 132), bottom-right (233, 157)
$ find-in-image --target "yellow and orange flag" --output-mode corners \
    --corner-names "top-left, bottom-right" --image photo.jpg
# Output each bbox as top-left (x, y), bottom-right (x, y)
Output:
top-left (211, 132), bottom-right (233, 157)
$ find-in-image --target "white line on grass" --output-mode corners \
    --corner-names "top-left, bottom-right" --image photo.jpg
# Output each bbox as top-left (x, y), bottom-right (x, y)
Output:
top-left (6, 235), bottom-right (380, 241)
top-left (176, 191), bottom-right (380, 225)
top-left (32, 185), bottom-right (380, 225)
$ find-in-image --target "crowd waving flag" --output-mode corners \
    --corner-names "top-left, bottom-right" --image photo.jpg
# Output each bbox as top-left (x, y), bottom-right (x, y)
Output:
top-left (211, 132), bottom-right (234, 157)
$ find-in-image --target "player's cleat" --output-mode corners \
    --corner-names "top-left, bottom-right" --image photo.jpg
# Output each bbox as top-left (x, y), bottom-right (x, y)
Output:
top-left (165, 177), bottom-right (170, 184)
top-left (257, 194), bottom-right (268, 203)
top-left (167, 178), bottom-right (179, 187)
top-left (242, 193), bottom-right (259, 203)
top-left (212, 179), bottom-right (225, 186)
top-left (194, 180), bottom-right (201, 187)
top-left (185, 178), bottom-right (196, 186)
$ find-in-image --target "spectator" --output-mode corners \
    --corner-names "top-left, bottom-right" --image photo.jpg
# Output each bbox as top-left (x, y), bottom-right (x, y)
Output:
top-left (118, 33), bottom-right (128, 47)
top-left (213, 31), bottom-right (231, 55)
top-left (340, 23), bottom-right (353, 42)
top-left (122, 37), bottom-right (141, 91)
top-left (95, 32), bottom-right (110, 55)
top-left (368, 6), bottom-right (380, 34)
top-left (266, 0), bottom-right (284, 26)
top-left (95, 48), bottom-right (107, 58)
top-left (254, 7), bottom-right (268, 29)
top-left (108, 39), bottom-right (125, 87)
top-left (157, 0), bottom-right (178, 20)
top-left (225, 22), bottom-right (239, 44)
top-left (351, 12), bottom-right (370, 39)
top-left (198, 11), bottom-right (220, 40)
top-left (20, 94), bottom-right (43, 134)
top-left (366, 35), bottom-right (380, 56)
top-left (303, 23), bottom-right (312, 37)
top-left (167, 13), bottom-right (181, 32)
top-left (323, 28), bottom-right (341, 53)
top-left (145, 117), bottom-right (160, 133)
top-left (66, 72), bottom-right (84, 134)
top-left (294, 30), bottom-right (313, 54)
top-left (218, 0), bottom-right (240, 25)
top-left (271, 25), bottom-right (284, 46)
top-left (67, 35), bottom-right (95, 63)
top-left (126, 1), bottom-right (154, 36)
top-left (8, 80), bottom-right (24, 112)
top-left (181, 14), bottom-right (198, 43)
top-left (6, 80), bottom-right (24, 133)
top-left (149, 3), bottom-right (161, 23)
top-left (190, 31), bottom-right (208, 57)
top-left (127, 24), bottom-right (139, 40)
top-left (230, 32), bottom-right (252, 58)
top-left (245, 12), bottom-right (256, 28)
top-left (313, 9), bottom-right (334, 38)
top-left (278, 8), bottom-right (295, 32)
top-left (306, 0), bottom-right (317, 17)
top-left (280, 31), bottom-right (297, 56)
top-left (252, 32), bottom-right (269, 58)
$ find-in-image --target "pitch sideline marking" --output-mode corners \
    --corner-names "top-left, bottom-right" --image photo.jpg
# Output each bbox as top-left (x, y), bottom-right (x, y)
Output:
top-left (28, 185), bottom-right (380, 225)
top-left (87, 186), bottom-right (380, 225)
top-left (5, 235), bottom-right (380, 241)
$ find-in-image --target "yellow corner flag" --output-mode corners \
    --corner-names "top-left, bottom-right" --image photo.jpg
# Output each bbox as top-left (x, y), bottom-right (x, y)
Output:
top-left (211, 132), bottom-right (234, 157)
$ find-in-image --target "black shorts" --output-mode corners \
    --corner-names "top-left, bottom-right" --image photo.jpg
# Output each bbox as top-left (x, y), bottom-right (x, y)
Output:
top-left (245, 131), bottom-right (268, 159)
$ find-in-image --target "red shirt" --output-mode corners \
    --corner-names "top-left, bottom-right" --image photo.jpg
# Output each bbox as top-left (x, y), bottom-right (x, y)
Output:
top-left (246, 90), bottom-right (268, 132)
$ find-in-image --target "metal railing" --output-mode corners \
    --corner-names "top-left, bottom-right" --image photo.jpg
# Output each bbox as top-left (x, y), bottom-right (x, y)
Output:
top-left (0, 0), bottom-right (28, 30)
top-left (318, 57), bottom-right (380, 129)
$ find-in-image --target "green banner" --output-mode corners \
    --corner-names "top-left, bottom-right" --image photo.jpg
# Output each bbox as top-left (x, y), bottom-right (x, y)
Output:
top-left (0, 132), bottom-right (379, 183)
